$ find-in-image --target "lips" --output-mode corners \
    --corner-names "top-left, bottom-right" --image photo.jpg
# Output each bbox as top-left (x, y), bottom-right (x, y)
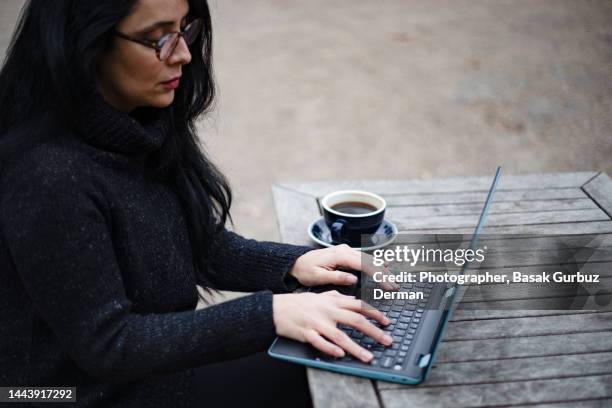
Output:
top-left (161, 76), bottom-right (181, 89)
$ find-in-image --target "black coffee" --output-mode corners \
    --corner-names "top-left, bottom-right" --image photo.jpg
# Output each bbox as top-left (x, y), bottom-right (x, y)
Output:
top-left (331, 201), bottom-right (378, 215)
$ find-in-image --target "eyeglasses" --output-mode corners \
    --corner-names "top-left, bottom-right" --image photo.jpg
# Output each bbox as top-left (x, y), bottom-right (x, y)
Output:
top-left (114, 18), bottom-right (202, 61)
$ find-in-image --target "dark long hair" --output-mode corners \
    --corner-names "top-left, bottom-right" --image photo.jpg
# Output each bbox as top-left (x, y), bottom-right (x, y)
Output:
top-left (0, 0), bottom-right (230, 293)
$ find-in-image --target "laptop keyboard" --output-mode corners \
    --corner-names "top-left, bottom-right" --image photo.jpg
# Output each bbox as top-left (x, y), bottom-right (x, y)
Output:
top-left (337, 282), bottom-right (434, 370)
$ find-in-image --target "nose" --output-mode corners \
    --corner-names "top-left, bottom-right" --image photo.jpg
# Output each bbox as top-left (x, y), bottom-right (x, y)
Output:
top-left (167, 35), bottom-right (192, 66)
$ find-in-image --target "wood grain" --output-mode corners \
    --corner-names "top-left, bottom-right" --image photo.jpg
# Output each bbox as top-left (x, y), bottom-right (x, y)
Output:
top-left (434, 330), bottom-right (612, 363)
top-left (386, 188), bottom-right (587, 206)
top-left (306, 369), bottom-right (380, 408)
top-left (378, 351), bottom-right (612, 389)
top-left (389, 198), bottom-right (598, 218)
top-left (443, 312), bottom-right (612, 341)
top-left (378, 374), bottom-right (612, 407)
top-left (583, 173), bottom-right (612, 219)
top-left (279, 172), bottom-right (597, 197)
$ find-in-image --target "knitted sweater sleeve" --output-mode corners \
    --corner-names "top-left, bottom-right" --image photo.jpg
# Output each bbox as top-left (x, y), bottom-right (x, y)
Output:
top-left (205, 228), bottom-right (313, 293)
top-left (0, 157), bottom-right (280, 383)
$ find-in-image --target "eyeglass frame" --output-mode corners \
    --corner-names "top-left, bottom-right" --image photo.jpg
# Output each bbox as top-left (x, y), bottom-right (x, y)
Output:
top-left (113, 18), bottom-right (203, 61)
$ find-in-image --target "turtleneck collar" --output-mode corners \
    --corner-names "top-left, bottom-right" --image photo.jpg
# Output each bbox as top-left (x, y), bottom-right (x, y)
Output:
top-left (75, 90), bottom-right (172, 155)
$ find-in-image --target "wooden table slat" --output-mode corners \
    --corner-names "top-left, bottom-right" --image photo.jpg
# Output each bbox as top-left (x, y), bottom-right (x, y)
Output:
top-left (378, 351), bottom-right (612, 389)
top-left (391, 253), bottom-right (612, 270)
top-left (443, 312), bottom-right (612, 341)
top-left (393, 208), bottom-right (609, 230)
top-left (307, 369), bottom-right (380, 408)
top-left (386, 188), bottom-right (588, 206)
top-left (434, 330), bottom-right (612, 364)
top-left (457, 298), bottom-right (612, 314)
top-left (378, 374), bottom-right (612, 408)
top-left (451, 309), bottom-right (610, 321)
top-left (457, 279), bottom-right (612, 304)
top-left (393, 233), bottom-right (612, 248)
top-left (583, 172), bottom-right (612, 219)
top-left (279, 172), bottom-right (598, 197)
top-left (507, 400), bottom-right (612, 408)
top-left (388, 198), bottom-right (599, 218)
top-left (400, 220), bottom-right (612, 235)
top-left (272, 185), bottom-right (320, 246)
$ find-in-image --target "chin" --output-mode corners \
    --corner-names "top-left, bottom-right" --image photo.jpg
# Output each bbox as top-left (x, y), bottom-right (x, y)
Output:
top-left (149, 93), bottom-right (175, 108)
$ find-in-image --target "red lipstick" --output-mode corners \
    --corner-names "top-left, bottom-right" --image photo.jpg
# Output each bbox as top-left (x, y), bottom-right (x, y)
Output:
top-left (161, 76), bottom-right (181, 90)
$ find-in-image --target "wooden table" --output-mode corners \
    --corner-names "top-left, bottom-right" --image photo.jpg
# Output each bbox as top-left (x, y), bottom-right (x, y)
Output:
top-left (272, 171), bottom-right (612, 408)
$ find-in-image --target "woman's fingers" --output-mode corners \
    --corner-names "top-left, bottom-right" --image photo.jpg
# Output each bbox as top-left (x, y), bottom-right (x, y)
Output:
top-left (334, 244), bottom-right (362, 271)
top-left (335, 309), bottom-right (393, 347)
top-left (334, 245), bottom-right (398, 291)
top-left (318, 324), bottom-right (373, 363)
top-left (322, 294), bottom-right (389, 328)
top-left (359, 305), bottom-right (391, 327)
top-left (335, 298), bottom-right (389, 326)
top-left (321, 290), bottom-right (354, 298)
top-left (333, 270), bottom-right (359, 285)
top-left (303, 329), bottom-right (345, 358)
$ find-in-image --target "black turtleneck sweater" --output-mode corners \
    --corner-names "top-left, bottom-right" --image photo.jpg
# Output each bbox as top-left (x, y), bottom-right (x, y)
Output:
top-left (0, 93), bottom-right (312, 407)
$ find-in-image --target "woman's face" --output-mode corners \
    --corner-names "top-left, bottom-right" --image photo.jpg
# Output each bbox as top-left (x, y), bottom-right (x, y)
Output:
top-left (96, 0), bottom-right (193, 112)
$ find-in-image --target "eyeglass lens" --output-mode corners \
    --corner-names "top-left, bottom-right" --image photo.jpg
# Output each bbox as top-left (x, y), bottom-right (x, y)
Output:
top-left (159, 19), bottom-right (202, 61)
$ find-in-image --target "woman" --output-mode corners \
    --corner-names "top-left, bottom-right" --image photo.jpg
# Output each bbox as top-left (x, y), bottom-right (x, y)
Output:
top-left (0, 0), bottom-right (392, 406)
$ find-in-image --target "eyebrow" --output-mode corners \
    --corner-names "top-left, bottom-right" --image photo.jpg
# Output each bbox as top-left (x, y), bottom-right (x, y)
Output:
top-left (138, 11), bottom-right (190, 33)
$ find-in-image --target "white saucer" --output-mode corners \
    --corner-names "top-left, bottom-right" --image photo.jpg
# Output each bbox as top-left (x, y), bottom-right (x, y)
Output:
top-left (307, 217), bottom-right (398, 251)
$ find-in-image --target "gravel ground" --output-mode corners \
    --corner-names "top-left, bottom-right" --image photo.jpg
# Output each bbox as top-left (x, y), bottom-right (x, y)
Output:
top-left (2, 0), bottom-right (611, 241)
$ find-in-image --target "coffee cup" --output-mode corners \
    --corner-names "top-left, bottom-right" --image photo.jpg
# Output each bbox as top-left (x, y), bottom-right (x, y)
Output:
top-left (320, 190), bottom-right (387, 247)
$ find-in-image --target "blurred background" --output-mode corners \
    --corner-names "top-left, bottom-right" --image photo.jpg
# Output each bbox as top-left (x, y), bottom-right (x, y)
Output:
top-left (2, 0), bottom-right (611, 241)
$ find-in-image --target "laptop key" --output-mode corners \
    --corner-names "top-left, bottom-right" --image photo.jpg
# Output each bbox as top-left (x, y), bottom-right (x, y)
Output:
top-left (382, 357), bottom-right (394, 367)
top-left (384, 349), bottom-right (397, 357)
top-left (372, 343), bottom-right (385, 352)
top-left (394, 329), bottom-right (406, 337)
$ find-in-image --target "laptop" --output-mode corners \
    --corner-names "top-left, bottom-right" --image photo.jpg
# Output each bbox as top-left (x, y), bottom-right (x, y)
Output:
top-left (268, 167), bottom-right (502, 384)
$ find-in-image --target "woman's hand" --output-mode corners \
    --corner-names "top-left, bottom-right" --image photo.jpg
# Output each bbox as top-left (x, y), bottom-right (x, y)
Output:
top-left (272, 290), bottom-right (393, 362)
top-left (289, 244), bottom-right (398, 290)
